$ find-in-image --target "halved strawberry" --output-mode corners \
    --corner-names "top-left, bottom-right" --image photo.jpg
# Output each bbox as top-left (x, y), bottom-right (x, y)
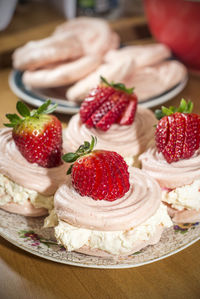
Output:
top-left (4, 100), bottom-right (62, 168)
top-left (80, 77), bottom-right (137, 131)
top-left (62, 137), bottom-right (130, 201)
top-left (155, 99), bottom-right (200, 163)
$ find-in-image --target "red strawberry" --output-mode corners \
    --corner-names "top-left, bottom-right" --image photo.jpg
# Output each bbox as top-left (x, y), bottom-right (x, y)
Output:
top-left (62, 137), bottom-right (130, 201)
top-left (155, 99), bottom-right (200, 163)
top-left (80, 76), bottom-right (137, 131)
top-left (4, 100), bottom-right (62, 168)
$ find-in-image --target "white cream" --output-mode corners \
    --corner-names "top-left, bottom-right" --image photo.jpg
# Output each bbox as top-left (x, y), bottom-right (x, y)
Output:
top-left (162, 180), bottom-right (200, 211)
top-left (54, 203), bottom-right (172, 255)
top-left (0, 174), bottom-right (53, 210)
top-left (44, 209), bottom-right (58, 228)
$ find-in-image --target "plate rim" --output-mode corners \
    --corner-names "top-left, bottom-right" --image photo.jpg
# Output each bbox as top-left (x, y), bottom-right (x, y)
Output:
top-left (0, 225), bottom-right (199, 269)
top-left (9, 70), bottom-right (188, 114)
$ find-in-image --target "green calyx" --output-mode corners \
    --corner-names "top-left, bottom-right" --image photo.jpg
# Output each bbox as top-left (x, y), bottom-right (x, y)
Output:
top-left (4, 100), bottom-right (57, 128)
top-left (100, 76), bottom-right (134, 95)
top-left (155, 99), bottom-right (193, 120)
top-left (62, 136), bottom-right (97, 175)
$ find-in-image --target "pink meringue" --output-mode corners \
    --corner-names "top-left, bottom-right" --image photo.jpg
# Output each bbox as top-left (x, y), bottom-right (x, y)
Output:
top-left (63, 106), bottom-right (156, 164)
top-left (140, 145), bottom-right (200, 223)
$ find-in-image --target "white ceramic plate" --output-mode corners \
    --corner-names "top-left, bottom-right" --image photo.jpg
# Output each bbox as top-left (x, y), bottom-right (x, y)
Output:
top-left (0, 209), bottom-right (199, 269)
top-left (9, 70), bottom-right (188, 114)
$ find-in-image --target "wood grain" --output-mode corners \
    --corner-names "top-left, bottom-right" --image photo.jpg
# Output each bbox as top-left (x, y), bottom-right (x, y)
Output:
top-left (0, 236), bottom-right (200, 299)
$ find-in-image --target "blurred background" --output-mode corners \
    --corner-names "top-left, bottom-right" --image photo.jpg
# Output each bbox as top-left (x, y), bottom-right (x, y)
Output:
top-left (1, 0), bottom-right (200, 70)
top-left (0, 0), bottom-right (150, 68)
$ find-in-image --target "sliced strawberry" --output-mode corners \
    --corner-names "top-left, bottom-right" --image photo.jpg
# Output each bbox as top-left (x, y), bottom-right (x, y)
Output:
top-left (62, 137), bottom-right (130, 201)
top-left (155, 99), bottom-right (200, 163)
top-left (155, 116), bottom-right (169, 153)
top-left (174, 113), bottom-right (185, 160)
top-left (80, 86), bottom-right (114, 123)
top-left (162, 114), bottom-right (177, 163)
top-left (80, 76), bottom-right (138, 131)
top-left (85, 94), bottom-right (116, 127)
top-left (182, 113), bottom-right (199, 159)
top-left (118, 94), bottom-right (137, 125)
top-left (96, 93), bottom-right (129, 131)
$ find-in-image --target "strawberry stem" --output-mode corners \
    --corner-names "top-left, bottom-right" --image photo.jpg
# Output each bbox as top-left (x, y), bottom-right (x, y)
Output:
top-left (100, 76), bottom-right (134, 95)
top-left (62, 136), bottom-right (97, 175)
top-left (155, 99), bottom-right (193, 120)
top-left (4, 100), bottom-right (57, 128)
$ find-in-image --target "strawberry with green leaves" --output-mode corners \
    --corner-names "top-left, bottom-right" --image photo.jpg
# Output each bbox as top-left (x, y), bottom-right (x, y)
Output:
top-left (62, 136), bottom-right (130, 201)
top-left (4, 100), bottom-right (63, 168)
top-left (80, 76), bottom-right (137, 131)
top-left (155, 99), bottom-right (200, 163)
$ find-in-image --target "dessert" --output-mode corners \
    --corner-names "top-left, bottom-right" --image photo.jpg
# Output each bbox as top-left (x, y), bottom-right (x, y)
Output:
top-left (104, 43), bottom-right (171, 68)
top-left (13, 17), bottom-right (120, 89)
top-left (63, 78), bottom-right (156, 166)
top-left (140, 99), bottom-right (200, 223)
top-left (66, 59), bottom-right (187, 103)
top-left (49, 138), bottom-right (172, 257)
top-left (22, 56), bottom-right (102, 88)
top-left (0, 101), bottom-right (68, 217)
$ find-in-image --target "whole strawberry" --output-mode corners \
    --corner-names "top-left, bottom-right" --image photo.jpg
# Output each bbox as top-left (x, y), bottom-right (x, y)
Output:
top-left (62, 137), bottom-right (130, 201)
top-left (4, 100), bottom-right (62, 168)
top-left (80, 76), bottom-right (137, 131)
top-left (155, 99), bottom-right (200, 163)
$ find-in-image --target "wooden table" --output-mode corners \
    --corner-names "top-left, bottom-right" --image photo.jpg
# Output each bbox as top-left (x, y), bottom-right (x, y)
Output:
top-left (0, 2), bottom-right (200, 299)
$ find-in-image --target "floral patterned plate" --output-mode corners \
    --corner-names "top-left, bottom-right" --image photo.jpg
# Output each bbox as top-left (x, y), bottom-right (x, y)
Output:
top-left (0, 209), bottom-right (199, 269)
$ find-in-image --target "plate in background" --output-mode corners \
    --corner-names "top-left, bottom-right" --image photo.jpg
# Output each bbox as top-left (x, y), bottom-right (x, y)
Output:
top-left (9, 70), bottom-right (188, 114)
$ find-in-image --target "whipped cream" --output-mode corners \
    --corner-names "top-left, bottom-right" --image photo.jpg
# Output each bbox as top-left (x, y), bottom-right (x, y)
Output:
top-left (0, 128), bottom-right (69, 196)
top-left (54, 167), bottom-right (161, 231)
top-left (63, 107), bottom-right (156, 162)
top-left (55, 203), bottom-right (172, 255)
top-left (162, 180), bottom-right (200, 211)
top-left (0, 173), bottom-right (53, 210)
top-left (44, 209), bottom-right (58, 227)
top-left (140, 146), bottom-right (200, 189)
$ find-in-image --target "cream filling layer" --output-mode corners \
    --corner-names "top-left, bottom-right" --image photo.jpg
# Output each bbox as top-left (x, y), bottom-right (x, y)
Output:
top-left (54, 203), bottom-right (172, 255)
top-left (0, 174), bottom-right (53, 210)
top-left (162, 180), bottom-right (200, 211)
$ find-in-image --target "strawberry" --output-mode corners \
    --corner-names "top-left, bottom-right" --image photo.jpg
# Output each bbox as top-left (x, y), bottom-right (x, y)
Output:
top-left (62, 137), bottom-right (130, 201)
top-left (4, 100), bottom-right (62, 168)
top-left (155, 99), bottom-right (200, 163)
top-left (80, 76), bottom-right (137, 131)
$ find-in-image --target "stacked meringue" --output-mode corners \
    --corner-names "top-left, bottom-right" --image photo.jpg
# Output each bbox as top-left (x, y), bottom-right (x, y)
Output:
top-left (12, 17), bottom-right (187, 103)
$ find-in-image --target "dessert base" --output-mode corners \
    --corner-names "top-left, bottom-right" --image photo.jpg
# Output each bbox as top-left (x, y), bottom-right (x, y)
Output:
top-left (165, 203), bottom-right (200, 224)
top-left (1, 201), bottom-right (48, 217)
top-left (0, 209), bottom-right (199, 268)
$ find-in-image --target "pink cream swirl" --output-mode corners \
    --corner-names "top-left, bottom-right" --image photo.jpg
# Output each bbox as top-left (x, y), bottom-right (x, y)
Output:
top-left (0, 128), bottom-right (68, 196)
top-left (54, 167), bottom-right (161, 231)
top-left (63, 106), bottom-right (156, 157)
top-left (140, 146), bottom-right (200, 189)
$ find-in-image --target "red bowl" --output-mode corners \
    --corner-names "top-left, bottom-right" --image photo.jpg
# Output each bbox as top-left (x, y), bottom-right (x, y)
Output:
top-left (144, 0), bottom-right (200, 70)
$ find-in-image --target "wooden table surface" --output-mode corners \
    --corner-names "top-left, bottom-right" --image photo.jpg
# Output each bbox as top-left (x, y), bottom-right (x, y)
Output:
top-left (0, 2), bottom-right (200, 299)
